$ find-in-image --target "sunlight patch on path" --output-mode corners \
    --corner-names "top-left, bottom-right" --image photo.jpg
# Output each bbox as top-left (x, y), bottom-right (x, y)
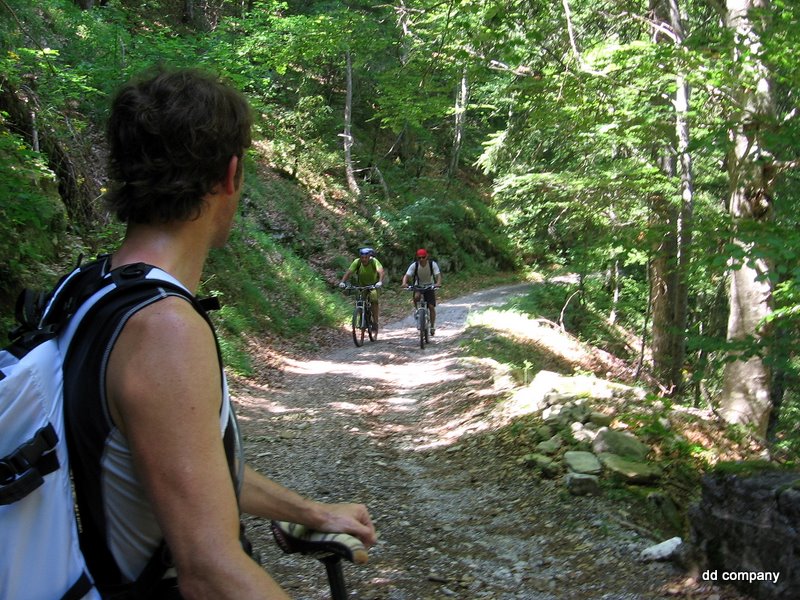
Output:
top-left (236, 283), bottom-right (538, 435)
top-left (281, 346), bottom-right (464, 390)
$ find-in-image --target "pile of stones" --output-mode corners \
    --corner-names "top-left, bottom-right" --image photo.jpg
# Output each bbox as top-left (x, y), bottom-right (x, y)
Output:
top-left (503, 370), bottom-right (663, 495)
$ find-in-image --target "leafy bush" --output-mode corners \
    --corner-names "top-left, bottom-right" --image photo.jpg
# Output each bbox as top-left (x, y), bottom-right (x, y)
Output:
top-left (383, 194), bottom-right (515, 275)
top-left (0, 120), bottom-right (67, 332)
top-left (203, 205), bottom-right (350, 374)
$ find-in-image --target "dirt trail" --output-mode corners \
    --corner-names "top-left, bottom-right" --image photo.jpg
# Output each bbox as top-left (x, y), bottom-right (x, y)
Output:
top-left (231, 284), bottom-right (745, 600)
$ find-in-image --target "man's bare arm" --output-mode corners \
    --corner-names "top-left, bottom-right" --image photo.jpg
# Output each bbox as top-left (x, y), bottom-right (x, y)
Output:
top-left (107, 298), bottom-right (290, 599)
top-left (239, 465), bottom-right (376, 547)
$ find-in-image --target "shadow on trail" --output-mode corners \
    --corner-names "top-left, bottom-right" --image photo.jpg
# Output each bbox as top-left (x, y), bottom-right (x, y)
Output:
top-left (231, 282), bottom-right (701, 600)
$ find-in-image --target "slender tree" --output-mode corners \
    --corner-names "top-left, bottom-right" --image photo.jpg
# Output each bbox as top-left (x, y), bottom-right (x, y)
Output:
top-left (447, 66), bottom-right (468, 180)
top-left (719, 0), bottom-right (775, 436)
top-left (649, 0), bottom-right (695, 394)
top-left (343, 49), bottom-right (360, 195)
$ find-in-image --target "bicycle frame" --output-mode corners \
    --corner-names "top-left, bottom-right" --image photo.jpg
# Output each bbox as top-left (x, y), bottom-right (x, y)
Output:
top-left (407, 284), bottom-right (436, 349)
top-left (346, 285), bottom-right (377, 347)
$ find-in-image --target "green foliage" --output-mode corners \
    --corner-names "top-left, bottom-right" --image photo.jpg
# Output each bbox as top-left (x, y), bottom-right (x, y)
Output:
top-left (204, 219), bottom-right (349, 374)
top-left (0, 117), bottom-right (67, 332)
top-left (503, 278), bottom-right (645, 362)
top-left (200, 161), bottom-right (358, 372)
top-left (382, 193), bottom-right (515, 275)
top-left (1, 0), bottom-right (799, 466)
top-left (459, 321), bottom-right (572, 385)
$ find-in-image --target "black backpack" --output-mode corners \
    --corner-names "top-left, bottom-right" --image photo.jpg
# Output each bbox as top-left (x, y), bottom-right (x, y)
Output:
top-left (0, 256), bottom-right (238, 599)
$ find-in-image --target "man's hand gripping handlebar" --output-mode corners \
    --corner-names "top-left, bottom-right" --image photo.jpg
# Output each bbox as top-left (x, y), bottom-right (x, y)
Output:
top-left (340, 283), bottom-right (379, 291)
top-left (270, 521), bottom-right (369, 600)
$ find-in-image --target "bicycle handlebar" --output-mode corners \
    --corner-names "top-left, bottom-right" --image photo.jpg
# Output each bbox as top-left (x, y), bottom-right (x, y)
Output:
top-left (405, 284), bottom-right (440, 291)
top-left (342, 283), bottom-right (378, 291)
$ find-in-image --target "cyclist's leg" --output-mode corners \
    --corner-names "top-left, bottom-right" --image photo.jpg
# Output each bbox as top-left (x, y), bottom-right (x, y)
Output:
top-left (426, 290), bottom-right (437, 333)
top-left (370, 290), bottom-right (379, 332)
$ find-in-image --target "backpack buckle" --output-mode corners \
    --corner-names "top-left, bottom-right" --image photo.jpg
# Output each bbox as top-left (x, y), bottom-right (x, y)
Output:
top-left (0, 425), bottom-right (59, 504)
top-left (0, 458), bottom-right (15, 485)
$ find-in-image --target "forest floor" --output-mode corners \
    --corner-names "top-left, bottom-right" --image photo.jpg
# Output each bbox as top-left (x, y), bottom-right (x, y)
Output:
top-left (231, 283), bottom-right (755, 600)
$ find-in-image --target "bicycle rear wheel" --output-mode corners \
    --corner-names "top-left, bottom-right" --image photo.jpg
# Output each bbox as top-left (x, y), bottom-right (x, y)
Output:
top-left (418, 309), bottom-right (426, 349)
top-left (352, 306), bottom-right (365, 347)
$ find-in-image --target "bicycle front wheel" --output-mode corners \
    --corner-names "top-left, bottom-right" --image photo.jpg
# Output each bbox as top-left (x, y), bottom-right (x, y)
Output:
top-left (366, 304), bottom-right (375, 342)
top-left (352, 306), bottom-right (365, 347)
top-left (418, 309), bottom-right (426, 349)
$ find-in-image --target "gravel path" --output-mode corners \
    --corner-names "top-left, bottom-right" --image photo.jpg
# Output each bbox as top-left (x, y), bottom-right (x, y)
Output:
top-left (231, 284), bottom-right (748, 600)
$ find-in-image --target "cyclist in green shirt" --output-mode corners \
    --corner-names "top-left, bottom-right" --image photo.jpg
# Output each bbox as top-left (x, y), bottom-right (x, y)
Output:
top-left (339, 248), bottom-right (384, 332)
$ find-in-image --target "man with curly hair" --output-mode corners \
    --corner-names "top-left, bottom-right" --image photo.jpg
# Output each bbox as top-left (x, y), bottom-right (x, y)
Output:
top-left (64, 67), bottom-right (376, 599)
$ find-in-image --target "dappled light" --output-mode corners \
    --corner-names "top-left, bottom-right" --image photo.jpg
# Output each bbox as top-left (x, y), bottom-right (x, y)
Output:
top-left (233, 283), bottom-right (657, 461)
top-left (282, 351), bottom-right (463, 389)
top-left (233, 282), bottom-right (764, 599)
top-left (3, 0), bottom-right (795, 596)
top-left (468, 307), bottom-right (641, 384)
top-left (233, 291), bottom-right (539, 456)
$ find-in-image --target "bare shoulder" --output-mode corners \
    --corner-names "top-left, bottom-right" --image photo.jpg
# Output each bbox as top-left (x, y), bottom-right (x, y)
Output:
top-left (107, 295), bottom-right (220, 431)
top-left (115, 294), bottom-right (218, 378)
top-left (122, 294), bottom-right (212, 346)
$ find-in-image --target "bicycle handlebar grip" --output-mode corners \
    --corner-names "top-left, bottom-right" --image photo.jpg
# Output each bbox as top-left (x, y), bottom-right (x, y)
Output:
top-left (270, 520), bottom-right (369, 565)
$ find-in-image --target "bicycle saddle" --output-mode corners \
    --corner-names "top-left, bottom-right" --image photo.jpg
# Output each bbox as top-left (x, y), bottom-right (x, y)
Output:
top-left (270, 520), bottom-right (369, 565)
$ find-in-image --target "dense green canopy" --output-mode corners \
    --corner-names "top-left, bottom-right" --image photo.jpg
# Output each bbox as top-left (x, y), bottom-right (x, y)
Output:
top-left (1, 0), bottom-right (799, 450)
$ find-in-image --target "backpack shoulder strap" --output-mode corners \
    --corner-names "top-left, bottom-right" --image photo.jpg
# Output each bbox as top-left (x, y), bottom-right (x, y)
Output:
top-left (64, 261), bottom-right (221, 596)
top-left (5, 257), bottom-right (110, 357)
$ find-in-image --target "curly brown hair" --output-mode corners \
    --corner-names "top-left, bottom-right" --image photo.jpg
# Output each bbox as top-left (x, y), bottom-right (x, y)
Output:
top-left (105, 67), bottom-right (253, 224)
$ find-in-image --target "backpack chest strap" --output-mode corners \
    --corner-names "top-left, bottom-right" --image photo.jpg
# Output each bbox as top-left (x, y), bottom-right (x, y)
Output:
top-left (0, 423), bottom-right (59, 504)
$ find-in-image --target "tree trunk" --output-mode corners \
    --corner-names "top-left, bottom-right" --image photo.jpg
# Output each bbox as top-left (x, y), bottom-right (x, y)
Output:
top-left (719, 0), bottom-right (775, 437)
top-left (648, 0), bottom-right (694, 394)
top-left (670, 0), bottom-right (694, 395)
top-left (447, 66), bottom-right (468, 180)
top-left (609, 259), bottom-right (620, 325)
top-left (395, 0), bottom-right (412, 66)
top-left (182, 0), bottom-right (210, 30)
top-left (343, 50), bottom-right (360, 195)
top-left (649, 192), bottom-right (680, 391)
top-left (184, 0), bottom-right (194, 24)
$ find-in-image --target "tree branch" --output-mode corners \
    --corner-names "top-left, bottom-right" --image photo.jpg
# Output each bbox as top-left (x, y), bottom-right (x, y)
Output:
top-left (561, 0), bottom-right (605, 76)
top-left (773, 158), bottom-right (800, 174)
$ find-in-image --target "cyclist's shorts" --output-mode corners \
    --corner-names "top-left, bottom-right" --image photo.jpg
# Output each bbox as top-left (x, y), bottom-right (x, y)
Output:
top-left (369, 289), bottom-right (379, 303)
top-left (421, 289), bottom-right (436, 307)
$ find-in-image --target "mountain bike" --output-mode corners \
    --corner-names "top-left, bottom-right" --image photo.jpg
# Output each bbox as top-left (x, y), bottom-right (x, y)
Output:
top-left (271, 520), bottom-right (368, 600)
top-left (345, 284), bottom-right (378, 347)
top-left (406, 284), bottom-right (439, 349)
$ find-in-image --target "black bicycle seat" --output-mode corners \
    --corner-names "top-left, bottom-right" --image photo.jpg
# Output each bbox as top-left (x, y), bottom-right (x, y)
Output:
top-left (270, 520), bottom-right (369, 565)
